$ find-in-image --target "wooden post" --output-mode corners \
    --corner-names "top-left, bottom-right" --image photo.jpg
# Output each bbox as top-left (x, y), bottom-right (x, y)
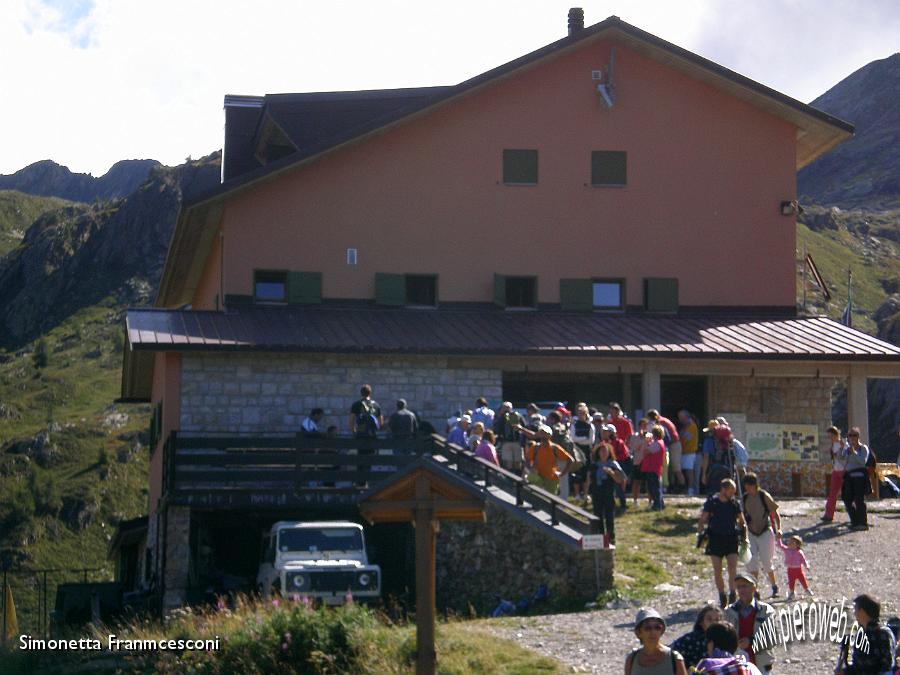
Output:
top-left (414, 474), bottom-right (436, 675)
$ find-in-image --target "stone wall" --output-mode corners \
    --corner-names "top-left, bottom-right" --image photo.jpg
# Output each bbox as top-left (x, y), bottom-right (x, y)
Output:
top-left (709, 375), bottom-right (838, 496)
top-left (162, 505), bottom-right (191, 612)
top-left (180, 353), bottom-right (502, 434)
top-left (437, 501), bottom-right (613, 613)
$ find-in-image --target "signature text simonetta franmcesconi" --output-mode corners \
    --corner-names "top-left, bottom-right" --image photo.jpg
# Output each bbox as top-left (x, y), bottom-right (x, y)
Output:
top-left (19, 635), bottom-right (221, 652)
top-left (752, 597), bottom-right (870, 654)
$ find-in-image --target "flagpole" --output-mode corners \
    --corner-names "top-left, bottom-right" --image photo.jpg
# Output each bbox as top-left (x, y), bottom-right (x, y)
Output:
top-left (848, 268), bottom-right (853, 328)
top-left (802, 245), bottom-right (807, 313)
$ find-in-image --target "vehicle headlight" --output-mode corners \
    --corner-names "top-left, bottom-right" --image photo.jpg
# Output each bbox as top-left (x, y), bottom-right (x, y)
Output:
top-left (292, 574), bottom-right (307, 588)
top-left (358, 573), bottom-right (371, 587)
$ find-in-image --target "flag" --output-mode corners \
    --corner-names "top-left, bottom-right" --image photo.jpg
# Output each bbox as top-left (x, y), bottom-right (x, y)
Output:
top-left (841, 303), bottom-right (852, 328)
top-left (3, 582), bottom-right (18, 644)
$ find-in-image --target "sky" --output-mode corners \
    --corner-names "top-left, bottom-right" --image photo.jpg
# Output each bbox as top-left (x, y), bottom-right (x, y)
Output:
top-left (1, 0), bottom-right (899, 177)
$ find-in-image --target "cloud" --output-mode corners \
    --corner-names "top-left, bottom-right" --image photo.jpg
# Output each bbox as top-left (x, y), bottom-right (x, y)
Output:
top-left (0, 0), bottom-right (898, 176)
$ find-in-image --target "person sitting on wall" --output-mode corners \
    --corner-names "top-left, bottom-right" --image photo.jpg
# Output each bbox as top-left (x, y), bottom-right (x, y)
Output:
top-left (474, 429), bottom-right (500, 467)
top-left (468, 421), bottom-right (485, 452)
top-left (699, 478), bottom-right (748, 608)
top-left (523, 424), bottom-right (573, 495)
top-left (447, 414), bottom-right (470, 449)
top-left (301, 407), bottom-right (324, 437)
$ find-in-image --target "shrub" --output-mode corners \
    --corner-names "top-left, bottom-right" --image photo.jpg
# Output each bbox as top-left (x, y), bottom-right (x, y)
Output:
top-left (32, 338), bottom-right (48, 370)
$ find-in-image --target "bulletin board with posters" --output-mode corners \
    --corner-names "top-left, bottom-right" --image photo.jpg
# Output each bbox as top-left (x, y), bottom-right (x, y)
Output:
top-left (745, 423), bottom-right (819, 461)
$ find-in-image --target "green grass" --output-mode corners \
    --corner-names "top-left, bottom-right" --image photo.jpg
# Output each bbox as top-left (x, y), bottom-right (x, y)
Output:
top-left (797, 214), bottom-right (900, 335)
top-left (0, 297), bottom-right (150, 633)
top-left (0, 190), bottom-right (76, 257)
top-left (609, 505), bottom-right (707, 601)
top-left (0, 598), bottom-right (566, 675)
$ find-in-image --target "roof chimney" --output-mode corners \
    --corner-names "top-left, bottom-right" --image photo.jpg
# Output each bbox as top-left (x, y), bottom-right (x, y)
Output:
top-left (568, 7), bottom-right (584, 36)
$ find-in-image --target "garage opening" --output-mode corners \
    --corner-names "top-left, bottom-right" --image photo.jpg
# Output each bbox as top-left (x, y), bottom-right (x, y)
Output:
top-left (660, 375), bottom-right (708, 422)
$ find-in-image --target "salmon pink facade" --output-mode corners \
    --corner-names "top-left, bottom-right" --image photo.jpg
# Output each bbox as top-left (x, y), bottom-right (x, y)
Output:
top-left (192, 36), bottom-right (797, 311)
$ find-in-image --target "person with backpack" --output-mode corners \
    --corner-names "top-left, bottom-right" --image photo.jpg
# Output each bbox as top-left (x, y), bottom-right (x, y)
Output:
top-left (349, 384), bottom-right (383, 438)
top-left (625, 608), bottom-right (688, 675)
top-left (599, 423), bottom-right (632, 513)
top-left (841, 427), bottom-right (871, 531)
top-left (547, 411), bottom-right (577, 499)
top-left (837, 594), bottom-right (897, 674)
top-left (568, 403), bottom-right (594, 505)
top-left (643, 425), bottom-right (667, 511)
top-left (696, 621), bottom-right (763, 674)
top-left (493, 401), bottom-right (525, 473)
top-left (741, 473), bottom-right (781, 599)
top-left (523, 424), bottom-right (573, 495)
top-left (699, 478), bottom-right (747, 608)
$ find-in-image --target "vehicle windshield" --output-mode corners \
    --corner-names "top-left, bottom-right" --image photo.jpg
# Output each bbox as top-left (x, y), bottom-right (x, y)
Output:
top-left (277, 528), bottom-right (363, 553)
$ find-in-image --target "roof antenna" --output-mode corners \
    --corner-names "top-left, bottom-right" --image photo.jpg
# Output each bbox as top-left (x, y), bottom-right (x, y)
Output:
top-left (596, 48), bottom-right (615, 107)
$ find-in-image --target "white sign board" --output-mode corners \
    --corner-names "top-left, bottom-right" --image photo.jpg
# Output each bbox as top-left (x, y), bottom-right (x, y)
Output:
top-left (581, 535), bottom-right (606, 550)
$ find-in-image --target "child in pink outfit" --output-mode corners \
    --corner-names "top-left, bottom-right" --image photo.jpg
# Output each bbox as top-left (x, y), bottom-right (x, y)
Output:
top-left (776, 533), bottom-right (812, 600)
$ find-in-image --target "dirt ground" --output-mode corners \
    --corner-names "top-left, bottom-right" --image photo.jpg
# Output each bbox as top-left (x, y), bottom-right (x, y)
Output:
top-left (482, 496), bottom-right (900, 674)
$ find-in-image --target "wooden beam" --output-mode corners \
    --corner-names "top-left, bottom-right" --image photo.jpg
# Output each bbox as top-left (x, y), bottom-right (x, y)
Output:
top-left (414, 474), bottom-right (436, 675)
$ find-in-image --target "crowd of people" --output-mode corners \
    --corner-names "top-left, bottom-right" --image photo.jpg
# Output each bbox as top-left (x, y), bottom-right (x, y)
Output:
top-left (628, 593), bottom-right (899, 674)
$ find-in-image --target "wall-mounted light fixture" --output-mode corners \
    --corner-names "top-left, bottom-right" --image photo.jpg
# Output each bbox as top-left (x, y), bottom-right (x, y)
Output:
top-left (780, 200), bottom-right (803, 216)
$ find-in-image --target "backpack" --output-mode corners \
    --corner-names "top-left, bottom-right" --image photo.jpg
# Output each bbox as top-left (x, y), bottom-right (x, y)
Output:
top-left (628, 647), bottom-right (680, 673)
top-left (742, 490), bottom-right (776, 536)
top-left (355, 400), bottom-right (380, 438)
top-left (552, 423), bottom-right (582, 472)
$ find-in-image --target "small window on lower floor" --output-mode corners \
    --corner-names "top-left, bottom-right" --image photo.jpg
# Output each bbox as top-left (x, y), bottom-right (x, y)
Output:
top-left (505, 276), bottom-right (537, 308)
top-left (593, 280), bottom-right (624, 310)
top-left (591, 150), bottom-right (627, 186)
top-left (254, 270), bottom-right (287, 302)
top-left (406, 275), bottom-right (437, 307)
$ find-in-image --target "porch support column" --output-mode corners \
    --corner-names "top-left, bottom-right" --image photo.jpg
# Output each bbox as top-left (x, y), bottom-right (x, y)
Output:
top-left (847, 365), bottom-right (869, 443)
top-left (642, 362), bottom-right (661, 412)
top-left (162, 505), bottom-right (191, 612)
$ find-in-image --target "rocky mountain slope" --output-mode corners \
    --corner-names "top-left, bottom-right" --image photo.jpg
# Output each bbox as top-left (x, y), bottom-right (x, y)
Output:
top-left (0, 191), bottom-right (74, 258)
top-left (0, 156), bottom-right (220, 348)
top-left (798, 53), bottom-right (900, 209)
top-left (0, 159), bottom-right (161, 203)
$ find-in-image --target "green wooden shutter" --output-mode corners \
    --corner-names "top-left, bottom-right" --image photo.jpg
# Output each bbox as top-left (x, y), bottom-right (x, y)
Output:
top-left (591, 151), bottom-right (627, 186)
top-left (287, 271), bottom-right (322, 304)
top-left (560, 278), bottom-right (593, 311)
top-left (493, 274), bottom-right (507, 307)
top-left (375, 273), bottom-right (405, 306)
top-left (644, 278), bottom-right (679, 312)
top-left (503, 149), bottom-right (538, 184)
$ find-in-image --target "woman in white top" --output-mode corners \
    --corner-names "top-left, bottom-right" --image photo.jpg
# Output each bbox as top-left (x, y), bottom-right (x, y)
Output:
top-left (821, 425), bottom-right (847, 523)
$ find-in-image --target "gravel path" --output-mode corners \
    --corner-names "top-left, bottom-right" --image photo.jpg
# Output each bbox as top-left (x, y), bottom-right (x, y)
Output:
top-left (482, 497), bottom-right (900, 674)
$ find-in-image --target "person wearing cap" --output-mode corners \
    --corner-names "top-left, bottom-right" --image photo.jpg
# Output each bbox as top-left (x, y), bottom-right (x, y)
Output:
top-left (625, 608), bottom-right (688, 675)
top-left (608, 402), bottom-right (634, 442)
top-left (724, 573), bottom-right (776, 672)
top-left (387, 399), bottom-right (418, 439)
top-left (493, 401), bottom-right (525, 473)
top-left (447, 414), bottom-right (470, 449)
top-left (699, 478), bottom-right (747, 608)
top-left (598, 423), bottom-right (632, 512)
top-left (523, 424), bottom-right (573, 495)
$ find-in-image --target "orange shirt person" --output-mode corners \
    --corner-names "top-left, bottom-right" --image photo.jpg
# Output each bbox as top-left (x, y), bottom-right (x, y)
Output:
top-left (523, 424), bottom-right (573, 495)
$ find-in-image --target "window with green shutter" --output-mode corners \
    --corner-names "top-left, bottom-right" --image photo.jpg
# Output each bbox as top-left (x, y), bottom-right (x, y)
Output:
top-left (644, 278), bottom-right (678, 313)
top-left (560, 279), bottom-right (593, 311)
top-left (592, 279), bottom-right (625, 310)
top-left (503, 149), bottom-right (538, 185)
top-left (375, 273), bottom-right (406, 306)
top-left (591, 151), bottom-right (627, 186)
top-left (287, 271), bottom-right (322, 304)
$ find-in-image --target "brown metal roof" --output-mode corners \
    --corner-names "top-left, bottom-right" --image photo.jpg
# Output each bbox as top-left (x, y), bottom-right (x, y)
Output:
top-left (125, 306), bottom-right (900, 361)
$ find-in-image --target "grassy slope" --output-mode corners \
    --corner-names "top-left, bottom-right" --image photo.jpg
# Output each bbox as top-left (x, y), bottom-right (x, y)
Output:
top-left (0, 190), bottom-right (75, 258)
top-left (0, 298), bottom-right (149, 632)
top-left (797, 217), bottom-right (900, 336)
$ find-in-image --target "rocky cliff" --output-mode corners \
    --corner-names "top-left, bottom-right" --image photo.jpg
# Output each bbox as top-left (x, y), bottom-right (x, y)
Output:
top-left (0, 158), bottom-right (161, 203)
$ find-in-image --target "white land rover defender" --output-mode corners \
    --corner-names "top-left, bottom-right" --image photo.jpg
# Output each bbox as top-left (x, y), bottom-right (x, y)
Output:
top-left (256, 521), bottom-right (381, 604)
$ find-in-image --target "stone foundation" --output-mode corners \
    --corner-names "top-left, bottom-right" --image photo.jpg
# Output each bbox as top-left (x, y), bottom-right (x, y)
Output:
top-left (436, 501), bottom-right (612, 613)
top-left (180, 353), bottom-right (502, 434)
top-left (710, 375), bottom-right (837, 496)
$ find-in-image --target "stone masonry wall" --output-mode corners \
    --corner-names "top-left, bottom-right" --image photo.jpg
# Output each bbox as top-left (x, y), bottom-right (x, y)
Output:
top-left (179, 353), bottom-right (502, 434)
top-left (709, 375), bottom-right (838, 497)
top-left (437, 501), bottom-right (613, 613)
